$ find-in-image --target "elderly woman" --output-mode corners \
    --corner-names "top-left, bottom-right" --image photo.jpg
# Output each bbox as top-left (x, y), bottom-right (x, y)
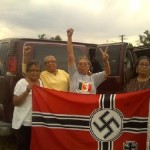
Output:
top-left (40, 55), bottom-right (69, 92)
top-left (12, 60), bottom-right (43, 150)
top-left (124, 56), bottom-right (150, 92)
top-left (67, 28), bottom-right (111, 94)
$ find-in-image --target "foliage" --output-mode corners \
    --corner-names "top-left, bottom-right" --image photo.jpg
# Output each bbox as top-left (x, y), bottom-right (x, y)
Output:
top-left (139, 30), bottom-right (150, 46)
top-left (38, 34), bottom-right (46, 40)
top-left (50, 35), bottom-right (62, 41)
top-left (38, 34), bottom-right (62, 41)
top-left (127, 43), bottom-right (134, 49)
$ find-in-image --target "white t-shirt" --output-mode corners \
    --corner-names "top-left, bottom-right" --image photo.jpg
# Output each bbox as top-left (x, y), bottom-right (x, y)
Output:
top-left (12, 78), bottom-right (43, 129)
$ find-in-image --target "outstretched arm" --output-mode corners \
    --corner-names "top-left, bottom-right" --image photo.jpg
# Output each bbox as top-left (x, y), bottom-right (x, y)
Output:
top-left (100, 47), bottom-right (111, 78)
top-left (67, 28), bottom-right (75, 67)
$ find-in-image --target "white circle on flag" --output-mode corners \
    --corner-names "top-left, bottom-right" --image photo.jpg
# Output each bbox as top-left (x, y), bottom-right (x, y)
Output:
top-left (90, 108), bottom-right (123, 142)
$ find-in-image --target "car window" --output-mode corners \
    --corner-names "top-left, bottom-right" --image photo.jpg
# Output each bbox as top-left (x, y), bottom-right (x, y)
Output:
top-left (22, 42), bottom-right (87, 73)
top-left (89, 48), bottom-right (103, 73)
top-left (0, 42), bottom-right (9, 76)
top-left (96, 45), bottom-right (121, 76)
top-left (124, 50), bottom-right (135, 82)
top-left (133, 49), bottom-right (150, 59)
top-left (33, 44), bottom-right (68, 71)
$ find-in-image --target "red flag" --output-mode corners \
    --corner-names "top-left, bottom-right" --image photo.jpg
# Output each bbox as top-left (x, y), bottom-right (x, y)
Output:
top-left (30, 86), bottom-right (150, 150)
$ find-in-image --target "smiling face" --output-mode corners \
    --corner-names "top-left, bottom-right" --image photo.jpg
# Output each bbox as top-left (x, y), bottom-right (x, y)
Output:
top-left (77, 57), bottom-right (90, 75)
top-left (136, 58), bottom-right (150, 77)
top-left (44, 56), bottom-right (57, 73)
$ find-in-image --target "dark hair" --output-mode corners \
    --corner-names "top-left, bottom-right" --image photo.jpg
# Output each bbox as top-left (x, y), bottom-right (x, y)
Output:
top-left (136, 56), bottom-right (150, 67)
top-left (26, 60), bottom-right (41, 72)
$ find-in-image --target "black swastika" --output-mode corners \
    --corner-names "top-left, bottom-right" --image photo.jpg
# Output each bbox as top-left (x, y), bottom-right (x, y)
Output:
top-left (93, 111), bottom-right (120, 139)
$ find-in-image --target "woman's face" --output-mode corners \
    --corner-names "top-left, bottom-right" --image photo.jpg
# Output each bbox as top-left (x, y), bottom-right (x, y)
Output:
top-left (27, 64), bottom-right (40, 81)
top-left (77, 59), bottom-right (90, 75)
top-left (136, 58), bottom-right (150, 77)
top-left (44, 56), bottom-right (57, 73)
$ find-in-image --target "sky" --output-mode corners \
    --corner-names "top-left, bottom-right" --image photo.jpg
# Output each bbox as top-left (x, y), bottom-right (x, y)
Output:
top-left (0, 0), bottom-right (150, 46)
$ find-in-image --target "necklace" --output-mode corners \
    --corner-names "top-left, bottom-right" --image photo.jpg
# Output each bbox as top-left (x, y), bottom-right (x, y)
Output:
top-left (138, 81), bottom-right (147, 91)
top-left (137, 76), bottom-right (150, 82)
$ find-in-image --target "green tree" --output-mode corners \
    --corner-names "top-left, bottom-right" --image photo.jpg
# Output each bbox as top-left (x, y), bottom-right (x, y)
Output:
top-left (50, 35), bottom-right (62, 41)
top-left (38, 34), bottom-right (46, 40)
top-left (38, 34), bottom-right (62, 41)
top-left (139, 30), bottom-right (150, 46)
top-left (127, 43), bottom-right (134, 50)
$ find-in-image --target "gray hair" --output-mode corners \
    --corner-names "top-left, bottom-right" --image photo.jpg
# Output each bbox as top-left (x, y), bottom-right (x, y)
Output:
top-left (77, 56), bottom-right (91, 65)
top-left (44, 55), bottom-right (56, 64)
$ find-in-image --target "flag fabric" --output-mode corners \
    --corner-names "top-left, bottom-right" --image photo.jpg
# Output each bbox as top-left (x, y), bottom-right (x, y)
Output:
top-left (30, 86), bottom-right (150, 150)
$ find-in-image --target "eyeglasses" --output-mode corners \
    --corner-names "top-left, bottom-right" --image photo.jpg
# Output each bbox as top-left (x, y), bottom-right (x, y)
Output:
top-left (78, 63), bottom-right (89, 66)
top-left (45, 60), bottom-right (56, 64)
top-left (29, 70), bottom-right (40, 73)
top-left (138, 63), bottom-right (150, 67)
